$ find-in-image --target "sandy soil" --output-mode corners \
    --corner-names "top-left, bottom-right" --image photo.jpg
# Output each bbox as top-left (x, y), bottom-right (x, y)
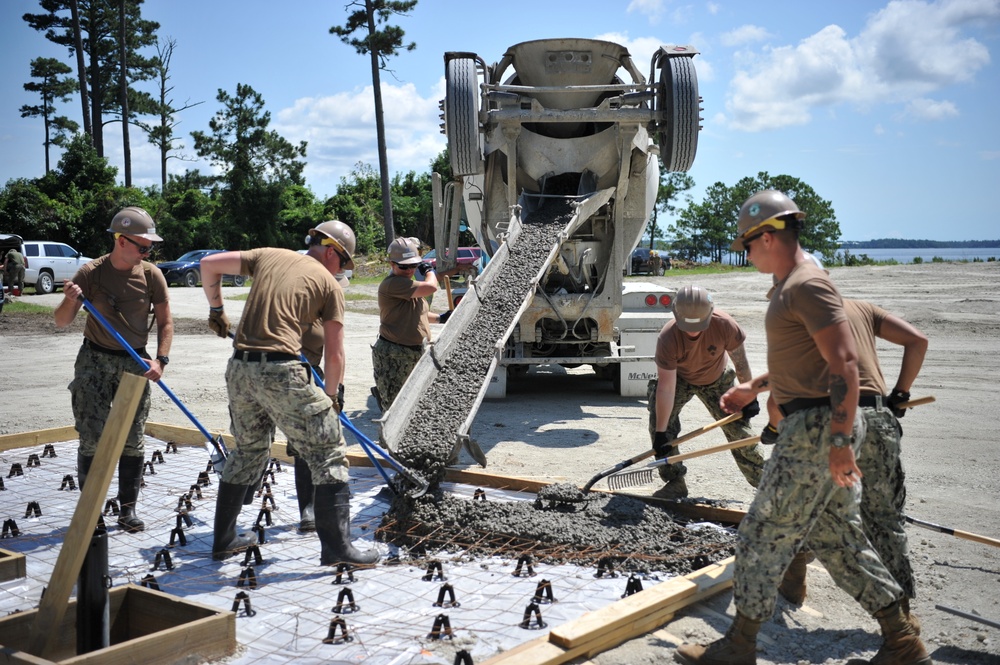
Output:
top-left (2, 261), bottom-right (999, 664)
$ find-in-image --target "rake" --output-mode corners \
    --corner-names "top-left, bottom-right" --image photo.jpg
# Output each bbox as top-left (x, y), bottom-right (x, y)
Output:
top-left (581, 412), bottom-right (744, 492)
top-left (603, 435), bottom-right (762, 491)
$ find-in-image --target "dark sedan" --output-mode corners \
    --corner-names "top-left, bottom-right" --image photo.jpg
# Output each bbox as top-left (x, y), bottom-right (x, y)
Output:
top-left (157, 250), bottom-right (246, 287)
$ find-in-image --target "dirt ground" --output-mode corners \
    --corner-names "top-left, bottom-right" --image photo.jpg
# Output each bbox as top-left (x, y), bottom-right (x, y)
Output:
top-left (1, 261), bottom-right (999, 664)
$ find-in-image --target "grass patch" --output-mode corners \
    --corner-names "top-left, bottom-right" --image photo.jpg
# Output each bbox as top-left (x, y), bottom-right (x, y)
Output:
top-left (1, 300), bottom-right (57, 315)
top-left (344, 292), bottom-right (375, 301)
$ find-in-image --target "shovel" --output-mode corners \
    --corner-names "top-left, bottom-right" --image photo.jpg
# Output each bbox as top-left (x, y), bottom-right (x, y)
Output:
top-left (81, 297), bottom-right (229, 473)
top-left (582, 412), bottom-right (744, 492)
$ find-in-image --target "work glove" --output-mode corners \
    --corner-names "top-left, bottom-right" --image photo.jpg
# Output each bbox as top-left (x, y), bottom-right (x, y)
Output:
top-left (337, 384), bottom-right (345, 412)
top-left (741, 398), bottom-right (761, 423)
top-left (887, 388), bottom-right (910, 419)
top-left (652, 431), bottom-right (675, 458)
top-left (438, 309), bottom-right (453, 324)
top-left (208, 307), bottom-right (230, 338)
top-left (418, 262), bottom-right (434, 277)
top-left (760, 422), bottom-right (780, 445)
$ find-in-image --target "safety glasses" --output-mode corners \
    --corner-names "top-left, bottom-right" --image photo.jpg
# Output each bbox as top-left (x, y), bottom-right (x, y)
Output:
top-left (118, 234), bottom-right (155, 255)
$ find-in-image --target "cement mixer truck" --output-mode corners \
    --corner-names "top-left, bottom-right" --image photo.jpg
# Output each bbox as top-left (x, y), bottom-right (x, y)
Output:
top-left (380, 38), bottom-right (700, 463)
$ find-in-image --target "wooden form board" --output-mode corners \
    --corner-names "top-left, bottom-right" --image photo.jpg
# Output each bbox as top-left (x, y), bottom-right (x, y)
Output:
top-left (480, 557), bottom-right (735, 665)
top-left (0, 584), bottom-right (235, 665)
top-left (0, 548), bottom-right (26, 582)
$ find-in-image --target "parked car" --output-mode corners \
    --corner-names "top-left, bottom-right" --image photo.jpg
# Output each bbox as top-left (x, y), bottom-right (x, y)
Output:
top-left (157, 250), bottom-right (246, 287)
top-left (17, 239), bottom-right (93, 294)
top-left (630, 247), bottom-right (667, 276)
top-left (417, 247), bottom-right (484, 280)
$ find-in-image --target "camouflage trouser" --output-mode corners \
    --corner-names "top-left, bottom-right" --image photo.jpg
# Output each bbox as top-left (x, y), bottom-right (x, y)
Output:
top-left (858, 405), bottom-right (915, 598)
top-left (284, 364), bottom-right (324, 459)
top-left (734, 406), bottom-right (902, 622)
top-left (5, 267), bottom-right (24, 291)
top-left (224, 358), bottom-right (348, 486)
top-left (70, 344), bottom-right (151, 458)
top-left (371, 336), bottom-right (422, 412)
top-left (646, 368), bottom-right (764, 487)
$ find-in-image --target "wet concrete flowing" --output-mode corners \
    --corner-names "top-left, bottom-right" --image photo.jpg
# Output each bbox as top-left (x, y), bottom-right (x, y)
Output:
top-left (381, 197), bottom-right (737, 572)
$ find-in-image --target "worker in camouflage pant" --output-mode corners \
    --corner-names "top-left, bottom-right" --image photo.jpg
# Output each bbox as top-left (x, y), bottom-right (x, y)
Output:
top-left (201, 220), bottom-right (378, 567)
top-left (647, 285), bottom-right (764, 500)
top-left (372, 237), bottom-right (452, 413)
top-left (676, 190), bottom-right (930, 665)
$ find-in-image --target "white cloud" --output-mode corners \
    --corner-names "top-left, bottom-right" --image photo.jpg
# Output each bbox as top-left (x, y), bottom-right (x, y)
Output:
top-left (707, 2), bottom-right (721, 15)
top-left (627, 0), bottom-right (666, 24)
top-left (874, 123), bottom-right (885, 135)
top-left (719, 25), bottom-right (772, 47)
top-left (900, 97), bottom-right (960, 120)
top-left (725, 0), bottom-right (999, 131)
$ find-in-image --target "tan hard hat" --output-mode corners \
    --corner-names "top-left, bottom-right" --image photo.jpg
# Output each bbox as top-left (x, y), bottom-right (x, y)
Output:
top-left (108, 206), bottom-right (162, 242)
top-left (731, 190), bottom-right (805, 252)
top-left (672, 285), bottom-right (714, 333)
top-left (308, 220), bottom-right (356, 270)
top-left (388, 237), bottom-right (422, 265)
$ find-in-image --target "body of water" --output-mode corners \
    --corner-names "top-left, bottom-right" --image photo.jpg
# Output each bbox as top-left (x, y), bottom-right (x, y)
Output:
top-left (837, 247), bottom-right (1000, 264)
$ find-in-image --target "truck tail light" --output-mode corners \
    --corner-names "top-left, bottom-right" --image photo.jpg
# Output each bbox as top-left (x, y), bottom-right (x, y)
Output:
top-left (659, 294), bottom-right (672, 307)
top-left (644, 294), bottom-right (657, 307)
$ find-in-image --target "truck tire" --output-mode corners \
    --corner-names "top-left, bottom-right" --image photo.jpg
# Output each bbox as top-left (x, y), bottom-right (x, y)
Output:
top-left (36, 271), bottom-right (55, 295)
top-left (445, 55), bottom-right (484, 177)
top-left (657, 55), bottom-right (700, 173)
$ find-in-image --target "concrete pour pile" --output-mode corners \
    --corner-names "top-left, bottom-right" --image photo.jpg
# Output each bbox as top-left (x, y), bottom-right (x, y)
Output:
top-left (380, 198), bottom-right (738, 573)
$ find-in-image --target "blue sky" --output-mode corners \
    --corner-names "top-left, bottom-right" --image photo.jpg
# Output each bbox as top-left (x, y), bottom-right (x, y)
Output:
top-left (1, 0), bottom-right (998, 242)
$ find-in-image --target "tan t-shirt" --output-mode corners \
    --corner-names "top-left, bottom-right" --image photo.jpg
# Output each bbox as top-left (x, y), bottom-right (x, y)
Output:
top-left (235, 248), bottom-right (344, 355)
top-left (654, 311), bottom-right (746, 386)
top-left (766, 262), bottom-right (846, 404)
top-left (74, 255), bottom-right (169, 350)
top-left (845, 299), bottom-right (888, 396)
top-left (378, 273), bottom-right (429, 347)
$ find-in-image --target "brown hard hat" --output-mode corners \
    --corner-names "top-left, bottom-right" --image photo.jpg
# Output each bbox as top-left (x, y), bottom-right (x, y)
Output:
top-left (388, 237), bottom-right (422, 265)
top-left (309, 220), bottom-right (356, 270)
top-left (731, 190), bottom-right (805, 252)
top-left (108, 206), bottom-right (162, 242)
top-left (672, 285), bottom-right (714, 333)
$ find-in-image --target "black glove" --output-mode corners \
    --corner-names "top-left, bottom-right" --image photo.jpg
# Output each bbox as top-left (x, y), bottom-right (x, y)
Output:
top-left (208, 307), bottom-right (230, 338)
top-left (652, 431), bottom-right (675, 458)
top-left (887, 388), bottom-right (910, 419)
top-left (337, 384), bottom-right (345, 412)
top-left (418, 262), bottom-right (434, 277)
top-left (761, 422), bottom-right (779, 445)
top-left (741, 398), bottom-right (761, 422)
top-left (438, 309), bottom-right (453, 324)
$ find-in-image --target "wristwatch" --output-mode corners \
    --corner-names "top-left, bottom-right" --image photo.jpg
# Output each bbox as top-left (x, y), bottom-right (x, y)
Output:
top-left (829, 433), bottom-right (851, 448)
top-left (156, 355), bottom-right (170, 366)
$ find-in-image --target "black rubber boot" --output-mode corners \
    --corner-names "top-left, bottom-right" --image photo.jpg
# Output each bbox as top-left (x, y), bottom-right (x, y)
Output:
top-left (212, 481), bottom-right (255, 561)
top-left (294, 457), bottom-right (316, 533)
top-left (77, 453), bottom-right (94, 490)
top-left (315, 482), bottom-right (379, 566)
top-left (116, 456), bottom-right (145, 532)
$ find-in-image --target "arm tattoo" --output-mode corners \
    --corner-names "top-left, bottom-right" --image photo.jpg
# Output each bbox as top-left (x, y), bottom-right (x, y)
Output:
top-left (751, 377), bottom-right (769, 392)
top-left (829, 373), bottom-right (848, 425)
top-left (730, 345), bottom-right (752, 383)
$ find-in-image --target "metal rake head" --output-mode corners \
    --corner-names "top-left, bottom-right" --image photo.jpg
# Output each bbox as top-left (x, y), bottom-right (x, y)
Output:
top-left (605, 468), bottom-right (657, 491)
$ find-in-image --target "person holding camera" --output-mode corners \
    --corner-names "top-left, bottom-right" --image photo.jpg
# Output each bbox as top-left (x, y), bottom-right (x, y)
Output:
top-left (371, 237), bottom-right (452, 413)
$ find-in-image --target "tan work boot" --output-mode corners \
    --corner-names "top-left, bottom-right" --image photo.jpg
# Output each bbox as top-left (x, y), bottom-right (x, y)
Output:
top-left (653, 476), bottom-right (689, 500)
top-left (778, 551), bottom-right (814, 605)
top-left (868, 601), bottom-right (932, 665)
top-left (674, 612), bottom-right (760, 665)
top-left (901, 597), bottom-right (921, 636)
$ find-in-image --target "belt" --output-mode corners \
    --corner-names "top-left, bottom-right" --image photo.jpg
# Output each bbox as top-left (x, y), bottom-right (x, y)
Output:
top-left (858, 394), bottom-right (884, 408)
top-left (83, 338), bottom-right (146, 358)
top-left (378, 336), bottom-right (423, 352)
top-left (232, 350), bottom-right (301, 363)
top-left (778, 397), bottom-right (829, 417)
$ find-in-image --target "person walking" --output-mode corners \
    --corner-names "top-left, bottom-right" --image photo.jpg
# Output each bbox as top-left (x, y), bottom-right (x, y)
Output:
top-left (54, 206), bottom-right (173, 533)
top-left (371, 237), bottom-right (451, 412)
top-left (647, 285), bottom-right (764, 499)
top-left (200, 220), bottom-right (378, 566)
top-left (674, 190), bottom-right (930, 665)
top-left (4, 247), bottom-right (25, 295)
top-left (774, 294), bottom-right (928, 631)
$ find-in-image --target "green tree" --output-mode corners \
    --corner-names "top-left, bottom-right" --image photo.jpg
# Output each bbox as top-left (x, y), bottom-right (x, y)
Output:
top-left (648, 169), bottom-right (694, 249)
top-left (20, 56), bottom-right (80, 174)
top-left (191, 83), bottom-right (307, 249)
top-left (391, 170), bottom-right (433, 242)
top-left (326, 162), bottom-right (384, 254)
top-left (0, 179), bottom-right (60, 240)
top-left (331, 0), bottom-right (418, 247)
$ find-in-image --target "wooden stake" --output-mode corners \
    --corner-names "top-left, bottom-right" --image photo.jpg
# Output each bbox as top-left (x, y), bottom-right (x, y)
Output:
top-left (27, 372), bottom-right (147, 658)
